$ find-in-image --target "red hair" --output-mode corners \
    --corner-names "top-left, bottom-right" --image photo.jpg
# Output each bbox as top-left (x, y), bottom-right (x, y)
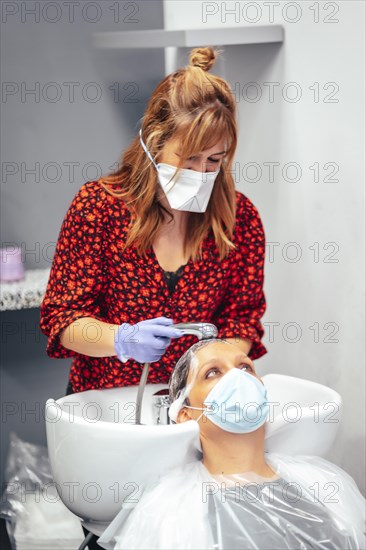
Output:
top-left (99, 46), bottom-right (238, 262)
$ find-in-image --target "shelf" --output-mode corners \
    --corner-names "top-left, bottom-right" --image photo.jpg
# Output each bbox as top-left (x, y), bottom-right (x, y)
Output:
top-left (93, 25), bottom-right (284, 49)
top-left (0, 268), bottom-right (51, 312)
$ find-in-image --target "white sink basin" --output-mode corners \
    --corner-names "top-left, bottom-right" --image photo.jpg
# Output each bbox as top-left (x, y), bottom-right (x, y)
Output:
top-left (45, 383), bottom-right (201, 533)
top-left (262, 373), bottom-right (342, 456)
top-left (45, 374), bottom-right (342, 534)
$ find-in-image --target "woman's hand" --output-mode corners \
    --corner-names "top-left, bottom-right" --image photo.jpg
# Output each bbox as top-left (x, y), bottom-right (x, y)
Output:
top-left (114, 316), bottom-right (183, 363)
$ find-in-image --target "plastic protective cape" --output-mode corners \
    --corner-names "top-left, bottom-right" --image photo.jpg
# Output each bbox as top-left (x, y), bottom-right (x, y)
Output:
top-left (97, 451), bottom-right (366, 550)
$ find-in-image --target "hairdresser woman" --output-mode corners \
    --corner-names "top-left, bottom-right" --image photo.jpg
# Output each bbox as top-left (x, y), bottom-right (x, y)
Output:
top-left (39, 46), bottom-right (268, 397)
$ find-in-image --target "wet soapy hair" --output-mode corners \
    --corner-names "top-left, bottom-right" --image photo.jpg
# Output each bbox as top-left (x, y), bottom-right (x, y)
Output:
top-left (168, 338), bottom-right (233, 408)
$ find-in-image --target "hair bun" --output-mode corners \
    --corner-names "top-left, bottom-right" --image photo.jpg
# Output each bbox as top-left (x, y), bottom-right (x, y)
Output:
top-left (189, 47), bottom-right (218, 72)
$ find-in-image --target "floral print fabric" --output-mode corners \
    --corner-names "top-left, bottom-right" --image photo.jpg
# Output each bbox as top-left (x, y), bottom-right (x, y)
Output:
top-left (40, 180), bottom-right (267, 393)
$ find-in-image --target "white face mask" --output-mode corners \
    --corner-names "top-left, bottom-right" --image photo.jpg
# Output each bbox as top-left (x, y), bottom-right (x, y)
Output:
top-left (139, 129), bottom-right (220, 213)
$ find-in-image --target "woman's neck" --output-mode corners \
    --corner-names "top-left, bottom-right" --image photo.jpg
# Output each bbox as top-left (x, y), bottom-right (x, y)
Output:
top-left (158, 199), bottom-right (189, 235)
top-left (200, 425), bottom-right (276, 477)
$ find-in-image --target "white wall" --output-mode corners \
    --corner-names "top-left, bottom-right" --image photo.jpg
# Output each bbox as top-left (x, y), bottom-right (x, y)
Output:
top-left (1, 1), bottom-right (165, 264)
top-left (163, 0), bottom-right (365, 494)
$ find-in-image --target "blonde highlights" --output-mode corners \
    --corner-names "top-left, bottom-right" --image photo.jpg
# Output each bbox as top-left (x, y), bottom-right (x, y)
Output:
top-left (98, 46), bottom-right (238, 262)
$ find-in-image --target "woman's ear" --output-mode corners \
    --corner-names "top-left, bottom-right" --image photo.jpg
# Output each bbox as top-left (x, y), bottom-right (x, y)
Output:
top-left (176, 406), bottom-right (193, 423)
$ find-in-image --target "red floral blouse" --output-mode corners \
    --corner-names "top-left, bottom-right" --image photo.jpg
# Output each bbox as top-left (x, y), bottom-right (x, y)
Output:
top-left (39, 180), bottom-right (267, 393)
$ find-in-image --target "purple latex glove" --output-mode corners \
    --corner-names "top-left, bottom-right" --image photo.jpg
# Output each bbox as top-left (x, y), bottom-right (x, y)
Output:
top-left (114, 316), bottom-right (183, 363)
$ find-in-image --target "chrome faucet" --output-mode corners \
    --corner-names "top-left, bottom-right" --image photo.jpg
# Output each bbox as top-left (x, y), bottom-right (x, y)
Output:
top-left (152, 389), bottom-right (171, 425)
top-left (136, 322), bottom-right (218, 425)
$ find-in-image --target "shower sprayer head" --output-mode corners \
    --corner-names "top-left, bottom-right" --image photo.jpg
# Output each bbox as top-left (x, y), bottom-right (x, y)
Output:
top-left (173, 322), bottom-right (218, 341)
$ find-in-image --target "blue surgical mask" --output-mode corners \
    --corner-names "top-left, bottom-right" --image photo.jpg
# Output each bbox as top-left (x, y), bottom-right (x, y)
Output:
top-left (185, 367), bottom-right (269, 434)
top-left (139, 129), bottom-right (220, 213)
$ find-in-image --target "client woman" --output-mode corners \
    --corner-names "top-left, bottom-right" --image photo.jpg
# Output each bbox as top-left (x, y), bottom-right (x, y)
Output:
top-left (97, 340), bottom-right (366, 550)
